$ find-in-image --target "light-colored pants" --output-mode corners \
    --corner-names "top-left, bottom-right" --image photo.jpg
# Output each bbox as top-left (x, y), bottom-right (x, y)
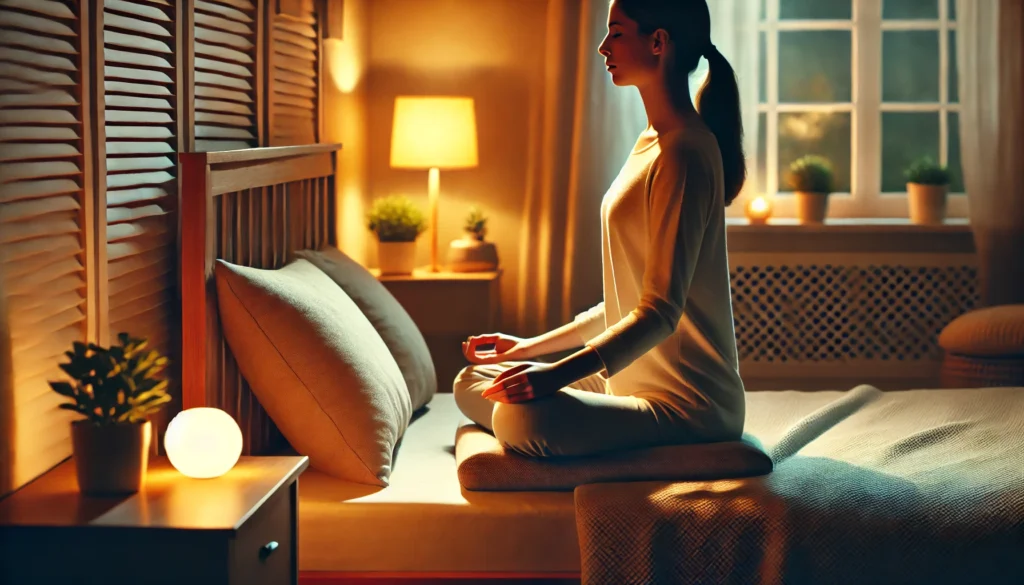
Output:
top-left (453, 361), bottom-right (677, 458)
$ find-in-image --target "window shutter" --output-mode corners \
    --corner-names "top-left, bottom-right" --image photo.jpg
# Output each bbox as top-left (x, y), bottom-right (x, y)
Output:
top-left (194, 0), bottom-right (260, 151)
top-left (0, 0), bottom-right (90, 492)
top-left (269, 0), bottom-right (320, 145)
top-left (102, 0), bottom-right (179, 431)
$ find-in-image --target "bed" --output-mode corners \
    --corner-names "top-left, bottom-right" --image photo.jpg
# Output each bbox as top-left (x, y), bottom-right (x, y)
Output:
top-left (179, 145), bottom-right (1024, 585)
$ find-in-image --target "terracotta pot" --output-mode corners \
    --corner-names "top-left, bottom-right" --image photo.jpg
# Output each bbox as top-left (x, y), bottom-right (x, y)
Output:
top-left (72, 420), bottom-right (152, 496)
top-left (448, 232), bottom-right (499, 272)
top-left (907, 182), bottom-right (948, 225)
top-left (795, 191), bottom-right (829, 224)
top-left (378, 241), bottom-right (417, 275)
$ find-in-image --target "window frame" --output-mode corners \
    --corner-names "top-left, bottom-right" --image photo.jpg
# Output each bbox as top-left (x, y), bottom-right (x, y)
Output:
top-left (747, 0), bottom-right (966, 220)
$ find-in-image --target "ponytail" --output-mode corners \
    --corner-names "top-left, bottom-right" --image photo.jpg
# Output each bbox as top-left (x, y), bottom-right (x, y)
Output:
top-left (617, 0), bottom-right (748, 207)
top-left (696, 47), bottom-right (746, 206)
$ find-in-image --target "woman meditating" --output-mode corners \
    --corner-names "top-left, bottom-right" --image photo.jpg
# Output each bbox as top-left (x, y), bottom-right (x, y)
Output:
top-left (455, 0), bottom-right (747, 458)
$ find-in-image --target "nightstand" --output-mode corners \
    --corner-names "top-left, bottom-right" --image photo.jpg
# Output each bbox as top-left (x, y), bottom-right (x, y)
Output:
top-left (371, 268), bottom-right (502, 392)
top-left (0, 456), bottom-right (309, 585)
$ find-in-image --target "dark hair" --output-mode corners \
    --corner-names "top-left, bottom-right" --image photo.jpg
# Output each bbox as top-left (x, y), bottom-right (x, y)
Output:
top-left (618, 0), bottom-right (747, 206)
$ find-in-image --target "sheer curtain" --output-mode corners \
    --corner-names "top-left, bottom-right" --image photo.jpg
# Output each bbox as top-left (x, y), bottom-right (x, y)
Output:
top-left (956, 0), bottom-right (1024, 306)
top-left (516, 0), bottom-right (761, 336)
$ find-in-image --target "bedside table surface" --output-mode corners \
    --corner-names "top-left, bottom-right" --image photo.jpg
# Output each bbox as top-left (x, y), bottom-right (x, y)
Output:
top-left (0, 456), bottom-right (308, 533)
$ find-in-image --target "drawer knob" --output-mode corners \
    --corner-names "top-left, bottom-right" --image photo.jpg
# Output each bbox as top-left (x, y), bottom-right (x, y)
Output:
top-left (259, 541), bottom-right (279, 561)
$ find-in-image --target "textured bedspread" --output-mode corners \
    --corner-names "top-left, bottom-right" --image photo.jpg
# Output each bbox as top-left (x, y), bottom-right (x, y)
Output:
top-left (575, 385), bottom-right (1024, 585)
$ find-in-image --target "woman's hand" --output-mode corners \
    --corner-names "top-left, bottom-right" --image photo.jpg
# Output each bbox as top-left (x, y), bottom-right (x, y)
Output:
top-left (462, 333), bottom-right (534, 365)
top-left (481, 363), bottom-right (560, 404)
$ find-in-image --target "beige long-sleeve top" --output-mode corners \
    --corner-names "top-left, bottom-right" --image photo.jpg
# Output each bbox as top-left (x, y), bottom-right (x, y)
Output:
top-left (573, 124), bottom-right (746, 441)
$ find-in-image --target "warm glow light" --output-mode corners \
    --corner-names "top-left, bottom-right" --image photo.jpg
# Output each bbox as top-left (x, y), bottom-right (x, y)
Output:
top-left (390, 96), bottom-right (479, 169)
top-left (325, 38), bottom-right (362, 94)
top-left (164, 408), bottom-right (242, 479)
top-left (745, 195), bottom-right (773, 225)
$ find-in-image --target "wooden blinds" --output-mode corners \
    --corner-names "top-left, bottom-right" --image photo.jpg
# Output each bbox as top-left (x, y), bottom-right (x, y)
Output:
top-left (0, 0), bottom-right (92, 492)
top-left (194, 0), bottom-right (260, 151)
top-left (269, 0), bottom-right (320, 146)
top-left (101, 0), bottom-right (179, 431)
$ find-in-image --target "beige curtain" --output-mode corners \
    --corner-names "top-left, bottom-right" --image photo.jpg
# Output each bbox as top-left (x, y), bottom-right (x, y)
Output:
top-left (957, 0), bottom-right (1024, 306)
top-left (515, 0), bottom-right (645, 336)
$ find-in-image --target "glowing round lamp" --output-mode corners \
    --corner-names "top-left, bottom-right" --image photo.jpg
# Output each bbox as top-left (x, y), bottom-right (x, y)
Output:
top-left (164, 408), bottom-right (243, 479)
top-left (745, 195), bottom-right (773, 225)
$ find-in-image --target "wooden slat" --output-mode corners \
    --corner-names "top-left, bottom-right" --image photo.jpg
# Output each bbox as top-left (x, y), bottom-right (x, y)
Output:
top-left (0, 0), bottom-right (87, 497)
top-left (268, 0), bottom-right (319, 146)
top-left (100, 0), bottom-right (180, 461)
top-left (192, 0), bottom-right (258, 151)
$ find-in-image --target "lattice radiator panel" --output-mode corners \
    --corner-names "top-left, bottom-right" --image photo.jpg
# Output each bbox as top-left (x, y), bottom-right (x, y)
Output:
top-left (731, 264), bottom-right (979, 364)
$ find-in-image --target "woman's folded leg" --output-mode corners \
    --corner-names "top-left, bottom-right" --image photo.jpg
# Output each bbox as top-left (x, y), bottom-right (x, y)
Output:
top-left (453, 363), bottom-right (666, 458)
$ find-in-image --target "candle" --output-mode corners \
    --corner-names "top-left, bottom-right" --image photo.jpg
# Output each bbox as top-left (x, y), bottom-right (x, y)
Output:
top-left (745, 195), bottom-right (772, 225)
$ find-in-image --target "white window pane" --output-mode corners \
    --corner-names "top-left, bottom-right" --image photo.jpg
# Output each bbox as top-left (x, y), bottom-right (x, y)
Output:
top-left (779, 112), bottom-right (851, 192)
top-left (949, 31), bottom-right (958, 103)
top-left (757, 112), bottom-right (767, 193)
top-left (759, 31), bottom-right (767, 104)
top-left (948, 112), bottom-right (964, 192)
top-left (780, 31), bottom-right (852, 102)
top-left (883, 31), bottom-right (940, 102)
top-left (780, 0), bottom-right (851, 19)
top-left (883, 0), bottom-right (938, 20)
top-left (760, 0), bottom-right (766, 21)
top-left (881, 112), bottom-right (939, 192)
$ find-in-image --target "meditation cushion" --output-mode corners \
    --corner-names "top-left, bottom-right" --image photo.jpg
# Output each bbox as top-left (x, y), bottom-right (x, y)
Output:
top-left (455, 420), bottom-right (773, 491)
top-left (296, 246), bottom-right (437, 412)
top-left (939, 305), bottom-right (1024, 387)
top-left (214, 259), bottom-right (412, 485)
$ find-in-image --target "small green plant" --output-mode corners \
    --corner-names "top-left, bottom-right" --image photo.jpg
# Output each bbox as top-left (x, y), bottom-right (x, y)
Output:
top-left (367, 195), bottom-right (427, 242)
top-left (464, 205), bottom-right (488, 240)
top-left (786, 155), bottom-right (835, 195)
top-left (50, 333), bottom-right (171, 426)
top-left (904, 156), bottom-right (950, 186)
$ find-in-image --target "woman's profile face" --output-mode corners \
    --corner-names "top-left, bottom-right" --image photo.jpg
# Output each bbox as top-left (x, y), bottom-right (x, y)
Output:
top-left (597, 0), bottom-right (660, 88)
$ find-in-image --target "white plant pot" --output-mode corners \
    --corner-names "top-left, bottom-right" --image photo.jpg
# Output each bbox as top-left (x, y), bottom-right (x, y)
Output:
top-left (795, 191), bottom-right (829, 224)
top-left (907, 183), bottom-right (948, 225)
top-left (378, 241), bottom-right (417, 275)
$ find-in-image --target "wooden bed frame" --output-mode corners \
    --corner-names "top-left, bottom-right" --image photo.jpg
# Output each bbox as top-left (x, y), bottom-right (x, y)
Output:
top-left (180, 144), bottom-right (340, 454)
top-left (178, 144), bottom-right (580, 585)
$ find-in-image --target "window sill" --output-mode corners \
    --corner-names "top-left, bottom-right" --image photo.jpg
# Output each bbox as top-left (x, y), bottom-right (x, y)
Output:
top-left (726, 217), bottom-right (974, 254)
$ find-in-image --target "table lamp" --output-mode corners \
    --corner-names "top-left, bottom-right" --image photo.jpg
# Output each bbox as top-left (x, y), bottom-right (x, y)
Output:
top-left (390, 96), bottom-right (479, 272)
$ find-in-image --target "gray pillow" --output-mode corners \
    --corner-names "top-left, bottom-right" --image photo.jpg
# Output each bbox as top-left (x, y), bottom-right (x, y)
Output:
top-left (296, 246), bottom-right (437, 411)
top-left (215, 259), bottom-right (412, 485)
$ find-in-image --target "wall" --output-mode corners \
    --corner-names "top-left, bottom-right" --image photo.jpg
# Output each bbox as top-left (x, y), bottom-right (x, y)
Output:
top-left (363, 0), bottom-right (549, 332)
top-left (324, 0), bottom-right (373, 264)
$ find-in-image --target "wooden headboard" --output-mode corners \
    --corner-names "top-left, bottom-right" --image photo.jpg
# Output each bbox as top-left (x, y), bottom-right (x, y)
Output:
top-left (179, 144), bottom-right (341, 454)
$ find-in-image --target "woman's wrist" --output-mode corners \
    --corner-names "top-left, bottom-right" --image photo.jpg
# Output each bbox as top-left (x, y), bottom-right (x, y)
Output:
top-left (548, 346), bottom-right (604, 389)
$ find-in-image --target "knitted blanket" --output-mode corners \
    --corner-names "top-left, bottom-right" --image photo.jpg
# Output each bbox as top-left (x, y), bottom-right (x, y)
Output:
top-left (575, 385), bottom-right (1024, 585)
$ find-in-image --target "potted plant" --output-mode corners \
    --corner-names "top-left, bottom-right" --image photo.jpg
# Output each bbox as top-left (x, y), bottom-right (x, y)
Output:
top-left (367, 195), bottom-right (427, 275)
top-left (786, 155), bottom-right (834, 224)
top-left (904, 157), bottom-right (951, 225)
top-left (449, 205), bottom-right (499, 272)
top-left (50, 333), bottom-right (171, 496)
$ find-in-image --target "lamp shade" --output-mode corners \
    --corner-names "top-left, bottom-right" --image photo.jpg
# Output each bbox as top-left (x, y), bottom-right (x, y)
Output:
top-left (390, 96), bottom-right (479, 169)
top-left (164, 408), bottom-right (243, 479)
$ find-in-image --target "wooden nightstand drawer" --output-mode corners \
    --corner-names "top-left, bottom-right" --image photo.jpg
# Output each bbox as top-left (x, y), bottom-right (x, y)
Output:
top-left (0, 457), bottom-right (307, 585)
top-left (230, 487), bottom-right (295, 585)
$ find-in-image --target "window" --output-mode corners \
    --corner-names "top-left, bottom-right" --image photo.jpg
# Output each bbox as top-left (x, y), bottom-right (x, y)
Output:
top-left (754, 0), bottom-right (965, 219)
